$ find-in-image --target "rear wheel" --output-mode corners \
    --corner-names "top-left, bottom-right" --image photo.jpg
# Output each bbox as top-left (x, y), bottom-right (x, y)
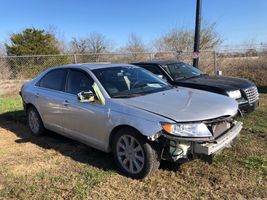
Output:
top-left (112, 127), bottom-right (160, 179)
top-left (27, 106), bottom-right (45, 136)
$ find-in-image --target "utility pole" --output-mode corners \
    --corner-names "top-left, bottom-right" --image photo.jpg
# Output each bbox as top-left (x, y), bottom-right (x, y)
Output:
top-left (193, 0), bottom-right (202, 68)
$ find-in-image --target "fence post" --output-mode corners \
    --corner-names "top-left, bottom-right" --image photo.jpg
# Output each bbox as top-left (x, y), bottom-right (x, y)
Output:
top-left (149, 53), bottom-right (154, 61)
top-left (73, 54), bottom-right (77, 64)
top-left (213, 51), bottom-right (217, 75)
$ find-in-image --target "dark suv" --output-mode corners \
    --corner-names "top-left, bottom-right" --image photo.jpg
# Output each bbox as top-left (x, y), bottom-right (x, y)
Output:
top-left (132, 60), bottom-right (259, 114)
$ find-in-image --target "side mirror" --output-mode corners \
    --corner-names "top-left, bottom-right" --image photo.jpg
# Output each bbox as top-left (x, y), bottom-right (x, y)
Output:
top-left (77, 91), bottom-right (97, 102)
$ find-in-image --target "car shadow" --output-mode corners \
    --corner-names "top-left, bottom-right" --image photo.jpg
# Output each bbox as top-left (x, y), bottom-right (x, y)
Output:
top-left (0, 110), bottom-right (117, 173)
top-left (0, 110), bottom-right (182, 174)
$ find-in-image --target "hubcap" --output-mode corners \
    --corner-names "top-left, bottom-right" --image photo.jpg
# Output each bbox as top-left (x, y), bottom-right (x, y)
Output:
top-left (116, 135), bottom-right (145, 174)
top-left (28, 110), bottom-right (39, 134)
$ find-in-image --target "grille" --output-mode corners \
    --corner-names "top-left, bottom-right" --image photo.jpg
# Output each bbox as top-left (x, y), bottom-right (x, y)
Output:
top-left (244, 86), bottom-right (259, 104)
top-left (207, 121), bottom-right (231, 138)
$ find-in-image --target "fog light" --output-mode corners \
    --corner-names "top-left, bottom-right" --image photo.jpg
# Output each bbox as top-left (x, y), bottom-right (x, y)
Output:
top-left (169, 141), bottom-right (190, 161)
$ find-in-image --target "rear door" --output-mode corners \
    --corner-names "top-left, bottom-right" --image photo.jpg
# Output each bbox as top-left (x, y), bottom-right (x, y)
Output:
top-left (35, 68), bottom-right (67, 133)
top-left (61, 69), bottom-right (107, 150)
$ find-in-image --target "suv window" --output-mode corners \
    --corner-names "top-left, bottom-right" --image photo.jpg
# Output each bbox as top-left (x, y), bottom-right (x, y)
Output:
top-left (141, 65), bottom-right (161, 75)
top-left (66, 69), bottom-right (94, 95)
top-left (141, 65), bottom-right (166, 80)
top-left (37, 69), bottom-right (67, 91)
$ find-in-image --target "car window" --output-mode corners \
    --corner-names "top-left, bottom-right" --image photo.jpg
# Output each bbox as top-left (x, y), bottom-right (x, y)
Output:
top-left (141, 65), bottom-right (162, 75)
top-left (66, 70), bottom-right (94, 95)
top-left (165, 62), bottom-right (204, 81)
top-left (140, 65), bottom-right (167, 80)
top-left (93, 66), bottom-right (171, 98)
top-left (37, 69), bottom-right (67, 91)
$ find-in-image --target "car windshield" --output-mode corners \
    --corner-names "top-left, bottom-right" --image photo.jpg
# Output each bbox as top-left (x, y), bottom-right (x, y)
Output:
top-left (163, 62), bottom-right (204, 81)
top-left (93, 66), bottom-right (172, 98)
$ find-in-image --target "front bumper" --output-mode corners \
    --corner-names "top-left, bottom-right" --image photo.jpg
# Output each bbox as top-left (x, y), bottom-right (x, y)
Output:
top-left (238, 99), bottom-right (259, 114)
top-left (160, 121), bottom-right (243, 162)
top-left (194, 121), bottom-right (243, 155)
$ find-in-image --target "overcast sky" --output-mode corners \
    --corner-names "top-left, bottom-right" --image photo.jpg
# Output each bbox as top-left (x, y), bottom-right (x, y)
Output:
top-left (1, 0), bottom-right (267, 47)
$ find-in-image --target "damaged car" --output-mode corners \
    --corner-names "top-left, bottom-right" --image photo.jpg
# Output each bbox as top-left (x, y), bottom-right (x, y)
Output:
top-left (20, 64), bottom-right (243, 179)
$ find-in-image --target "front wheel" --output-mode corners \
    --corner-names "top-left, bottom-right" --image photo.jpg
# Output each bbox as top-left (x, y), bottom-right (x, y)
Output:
top-left (112, 128), bottom-right (160, 179)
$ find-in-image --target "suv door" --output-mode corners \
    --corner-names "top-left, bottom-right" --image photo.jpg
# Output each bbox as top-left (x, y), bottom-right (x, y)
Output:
top-left (35, 68), bottom-right (67, 133)
top-left (62, 69), bottom-right (107, 150)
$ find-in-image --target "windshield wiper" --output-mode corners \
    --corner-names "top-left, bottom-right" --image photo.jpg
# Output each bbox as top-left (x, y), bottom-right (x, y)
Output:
top-left (174, 76), bottom-right (187, 81)
top-left (138, 82), bottom-right (167, 88)
top-left (112, 93), bottom-right (142, 98)
top-left (174, 74), bottom-right (202, 81)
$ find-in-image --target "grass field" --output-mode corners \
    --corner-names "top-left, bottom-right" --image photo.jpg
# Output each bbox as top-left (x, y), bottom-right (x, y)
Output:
top-left (0, 93), bottom-right (266, 199)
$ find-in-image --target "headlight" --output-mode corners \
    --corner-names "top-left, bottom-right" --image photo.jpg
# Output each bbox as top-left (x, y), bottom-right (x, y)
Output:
top-left (227, 90), bottom-right (242, 99)
top-left (161, 123), bottom-right (212, 138)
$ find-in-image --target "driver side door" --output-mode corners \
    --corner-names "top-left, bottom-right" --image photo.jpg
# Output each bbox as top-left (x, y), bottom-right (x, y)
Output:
top-left (61, 69), bottom-right (108, 150)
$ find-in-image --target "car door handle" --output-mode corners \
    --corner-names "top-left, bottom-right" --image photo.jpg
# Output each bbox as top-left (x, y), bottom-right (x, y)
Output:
top-left (62, 100), bottom-right (69, 106)
top-left (35, 93), bottom-right (40, 98)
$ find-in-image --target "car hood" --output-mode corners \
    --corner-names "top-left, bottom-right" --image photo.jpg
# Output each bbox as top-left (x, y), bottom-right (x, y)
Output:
top-left (118, 87), bottom-right (238, 122)
top-left (177, 75), bottom-right (255, 91)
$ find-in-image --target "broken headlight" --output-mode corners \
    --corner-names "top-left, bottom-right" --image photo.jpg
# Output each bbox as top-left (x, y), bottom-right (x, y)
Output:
top-left (161, 123), bottom-right (212, 138)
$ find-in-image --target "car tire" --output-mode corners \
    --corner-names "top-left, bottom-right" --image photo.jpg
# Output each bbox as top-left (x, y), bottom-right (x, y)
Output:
top-left (112, 127), bottom-right (160, 179)
top-left (27, 106), bottom-right (45, 136)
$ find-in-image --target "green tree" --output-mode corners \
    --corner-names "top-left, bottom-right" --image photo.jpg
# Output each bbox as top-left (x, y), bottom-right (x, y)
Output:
top-left (5, 28), bottom-right (60, 56)
top-left (5, 28), bottom-right (70, 78)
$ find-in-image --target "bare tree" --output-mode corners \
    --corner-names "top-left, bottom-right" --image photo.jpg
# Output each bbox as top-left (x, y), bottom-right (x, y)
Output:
top-left (153, 22), bottom-right (222, 52)
top-left (86, 32), bottom-right (111, 54)
top-left (200, 22), bottom-right (222, 50)
top-left (153, 29), bottom-right (193, 52)
top-left (70, 33), bottom-right (111, 54)
top-left (46, 25), bottom-right (67, 53)
top-left (70, 37), bottom-right (88, 54)
top-left (124, 33), bottom-right (147, 53)
top-left (121, 33), bottom-right (147, 61)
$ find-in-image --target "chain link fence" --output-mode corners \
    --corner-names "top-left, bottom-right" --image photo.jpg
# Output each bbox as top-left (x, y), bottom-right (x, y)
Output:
top-left (0, 50), bottom-right (266, 97)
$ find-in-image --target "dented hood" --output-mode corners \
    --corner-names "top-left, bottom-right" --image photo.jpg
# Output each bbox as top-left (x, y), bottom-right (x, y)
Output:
top-left (120, 87), bottom-right (238, 122)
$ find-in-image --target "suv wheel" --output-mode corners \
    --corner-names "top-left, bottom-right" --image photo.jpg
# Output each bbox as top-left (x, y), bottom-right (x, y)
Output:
top-left (27, 106), bottom-right (45, 136)
top-left (112, 127), bottom-right (160, 179)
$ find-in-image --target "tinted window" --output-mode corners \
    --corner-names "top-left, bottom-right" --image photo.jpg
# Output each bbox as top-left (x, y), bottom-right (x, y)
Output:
top-left (165, 62), bottom-right (204, 80)
top-left (141, 65), bottom-right (167, 80)
top-left (38, 69), bottom-right (67, 91)
top-left (142, 65), bottom-right (162, 75)
top-left (66, 70), bottom-right (94, 94)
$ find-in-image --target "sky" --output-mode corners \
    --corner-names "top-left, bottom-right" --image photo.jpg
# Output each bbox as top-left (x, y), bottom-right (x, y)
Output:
top-left (1, 0), bottom-right (267, 48)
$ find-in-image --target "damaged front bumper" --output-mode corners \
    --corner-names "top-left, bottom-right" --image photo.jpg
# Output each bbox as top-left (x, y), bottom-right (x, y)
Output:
top-left (159, 121), bottom-right (243, 163)
top-left (194, 121), bottom-right (242, 155)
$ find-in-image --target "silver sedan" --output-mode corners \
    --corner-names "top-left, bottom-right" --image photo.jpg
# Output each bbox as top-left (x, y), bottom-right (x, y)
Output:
top-left (20, 64), bottom-right (242, 179)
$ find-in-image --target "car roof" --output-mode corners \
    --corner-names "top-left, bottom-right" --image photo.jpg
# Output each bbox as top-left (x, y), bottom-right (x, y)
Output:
top-left (55, 63), bottom-right (138, 70)
top-left (132, 60), bottom-right (183, 65)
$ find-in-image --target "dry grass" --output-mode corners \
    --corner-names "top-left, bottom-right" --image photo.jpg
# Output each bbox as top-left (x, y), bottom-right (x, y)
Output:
top-left (0, 79), bottom-right (29, 97)
top-left (217, 56), bottom-right (267, 87)
top-left (0, 94), bottom-right (266, 199)
top-left (0, 121), bottom-right (113, 199)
